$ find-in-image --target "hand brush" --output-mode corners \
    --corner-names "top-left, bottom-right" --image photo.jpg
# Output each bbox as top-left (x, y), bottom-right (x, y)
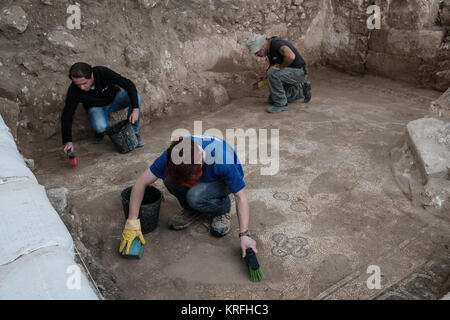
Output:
top-left (67, 149), bottom-right (77, 166)
top-left (251, 77), bottom-right (268, 90)
top-left (244, 248), bottom-right (264, 281)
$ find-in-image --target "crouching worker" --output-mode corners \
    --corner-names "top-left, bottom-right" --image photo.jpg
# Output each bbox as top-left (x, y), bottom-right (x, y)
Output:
top-left (119, 135), bottom-right (258, 258)
top-left (61, 62), bottom-right (144, 156)
top-left (246, 33), bottom-right (312, 114)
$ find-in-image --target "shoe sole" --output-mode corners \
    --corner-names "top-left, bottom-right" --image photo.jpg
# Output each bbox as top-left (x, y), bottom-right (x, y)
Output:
top-left (210, 228), bottom-right (230, 237)
top-left (267, 107), bottom-right (288, 114)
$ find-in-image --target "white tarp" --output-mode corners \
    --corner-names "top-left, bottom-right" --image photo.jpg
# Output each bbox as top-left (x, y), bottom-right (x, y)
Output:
top-left (0, 114), bottom-right (98, 299)
top-left (0, 182), bottom-right (73, 265)
top-left (0, 246), bottom-right (98, 300)
top-left (0, 116), bottom-right (36, 185)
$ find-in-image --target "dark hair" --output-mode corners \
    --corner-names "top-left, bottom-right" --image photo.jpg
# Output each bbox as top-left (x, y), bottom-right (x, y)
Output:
top-left (69, 62), bottom-right (92, 80)
top-left (165, 137), bottom-right (203, 187)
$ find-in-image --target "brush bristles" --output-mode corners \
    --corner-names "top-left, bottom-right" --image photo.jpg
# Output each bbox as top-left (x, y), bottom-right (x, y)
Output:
top-left (249, 267), bottom-right (264, 281)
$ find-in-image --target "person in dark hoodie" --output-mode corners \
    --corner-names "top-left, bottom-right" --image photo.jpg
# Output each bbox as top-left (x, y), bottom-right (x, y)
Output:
top-left (61, 62), bottom-right (144, 155)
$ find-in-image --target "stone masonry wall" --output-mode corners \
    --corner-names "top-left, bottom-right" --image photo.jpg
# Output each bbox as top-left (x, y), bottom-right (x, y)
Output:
top-left (0, 0), bottom-right (448, 157)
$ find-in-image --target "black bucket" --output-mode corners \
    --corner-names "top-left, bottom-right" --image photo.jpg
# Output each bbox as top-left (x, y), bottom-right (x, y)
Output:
top-left (106, 120), bottom-right (138, 153)
top-left (120, 186), bottom-right (162, 234)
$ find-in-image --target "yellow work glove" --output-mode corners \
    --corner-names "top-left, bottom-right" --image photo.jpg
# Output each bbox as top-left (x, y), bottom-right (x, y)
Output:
top-left (119, 219), bottom-right (146, 254)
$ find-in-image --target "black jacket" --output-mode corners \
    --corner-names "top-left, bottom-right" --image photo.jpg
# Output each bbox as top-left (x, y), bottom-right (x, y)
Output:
top-left (61, 66), bottom-right (139, 144)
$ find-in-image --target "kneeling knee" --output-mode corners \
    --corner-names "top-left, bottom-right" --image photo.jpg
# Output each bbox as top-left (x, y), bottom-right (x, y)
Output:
top-left (186, 188), bottom-right (205, 210)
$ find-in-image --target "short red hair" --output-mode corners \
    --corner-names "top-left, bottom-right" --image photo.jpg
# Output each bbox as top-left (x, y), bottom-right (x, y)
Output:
top-left (165, 137), bottom-right (203, 187)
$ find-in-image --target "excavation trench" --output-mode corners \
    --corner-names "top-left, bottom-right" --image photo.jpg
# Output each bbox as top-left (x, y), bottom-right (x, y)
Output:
top-left (33, 67), bottom-right (450, 299)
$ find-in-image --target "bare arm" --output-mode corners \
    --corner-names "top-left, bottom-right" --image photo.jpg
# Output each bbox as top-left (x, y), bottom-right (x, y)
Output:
top-left (234, 189), bottom-right (257, 257)
top-left (277, 45), bottom-right (295, 70)
top-left (128, 168), bottom-right (159, 220)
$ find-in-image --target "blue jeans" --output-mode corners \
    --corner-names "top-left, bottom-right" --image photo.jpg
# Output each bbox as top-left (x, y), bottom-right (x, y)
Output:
top-left (88, 89), bottom-right (141, 134)
top-left (163, 176), bottom-right (231, 216)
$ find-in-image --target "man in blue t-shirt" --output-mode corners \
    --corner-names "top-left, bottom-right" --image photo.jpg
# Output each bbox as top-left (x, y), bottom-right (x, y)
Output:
top-left (119, 135), bottom-right (258, 258)
top-left (246, 33), bottom-right (312, 114)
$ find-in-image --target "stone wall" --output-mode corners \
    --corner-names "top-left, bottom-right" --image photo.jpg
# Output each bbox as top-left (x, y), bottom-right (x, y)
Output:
top-left (322, 0), bottom-right (449, 90)
top-left (0, 0), bottom-right (325, 156)
top-left (0, 0), bottom-right (448, 157)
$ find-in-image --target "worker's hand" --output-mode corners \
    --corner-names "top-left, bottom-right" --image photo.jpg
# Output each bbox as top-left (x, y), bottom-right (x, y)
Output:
top-left (270, 64), bottom-right (281, 71)
top-left (119, 219), bottom-right (146, 254)
top-left (240, 236), bottom-right (257, 258)
top-left (63, 142), bottom-right (74, 155)
top-left (129, 108), bottom-right (139, 124)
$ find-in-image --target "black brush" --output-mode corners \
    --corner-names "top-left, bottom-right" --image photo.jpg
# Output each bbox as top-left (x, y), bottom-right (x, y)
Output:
top-left (244, 248), bottom-right (264, 281)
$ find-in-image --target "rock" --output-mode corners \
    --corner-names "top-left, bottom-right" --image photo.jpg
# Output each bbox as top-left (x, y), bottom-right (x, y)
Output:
top-left (0, 5), bottom-right (28, 39)
top-left (423, 177), bottom-right (450, 217)
top-left (40, 0), bottom-right (53, 5)
top-left (24, 158), bottom-right (35, 170)
top-left (430, 88), bottom-right (450, 118)
top-left (206, 84), bottom-right (229, 108)
top-left (265, 12), bottom-right (279, 24)
top-left (124, 46), bottom-right (149, 70)
top-left (137, 0), bottom-right (158, 9)
top-left (433, 70), bottom-right (450, 92)
top-left (46, 26), bottom-right (86, 54)
top-left (406, 118), bottom-right (450, 183)
top-left (143, 81), bottom-right (168, 114)
top-left (46, 187), bottom-right (69, 215)
top-left (0, 64), bottom-right (23, 100)
top-left (440, 0), bottom-right (450, 26)
top-left (0, 97), bottom-right (19, 139)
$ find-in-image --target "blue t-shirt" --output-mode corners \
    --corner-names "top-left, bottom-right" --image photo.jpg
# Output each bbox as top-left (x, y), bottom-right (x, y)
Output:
top-left (149, 135), bottom-right (246, 193)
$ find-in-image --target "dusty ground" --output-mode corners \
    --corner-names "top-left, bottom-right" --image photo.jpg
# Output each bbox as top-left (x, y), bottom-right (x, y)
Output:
top-left (34, 67), bottom-right (450, 300)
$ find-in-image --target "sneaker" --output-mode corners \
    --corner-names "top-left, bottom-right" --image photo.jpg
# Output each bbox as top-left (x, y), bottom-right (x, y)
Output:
top-left (210, 213), bottom-right (231, 237)
top-left (135, 134), bottom-right (144, 148)
top-left (303, 82), bottom-right (312, 103)
top-left (168, 209), bottom-right (203, 230)
top-left (92, 132), bottom-right (104, 144)
top-left (266, 105), bottom-right (288, 113)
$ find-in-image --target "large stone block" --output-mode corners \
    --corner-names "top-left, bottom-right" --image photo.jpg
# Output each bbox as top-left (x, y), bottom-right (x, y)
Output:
top-left (386, 0), bottom-right (440, 29)
top-left (369, 29), bottom-right (445, 62)
top-left (366, 51), bottom-right (422, 82)
top-left (406, 118), bottom-right (450, 183)
top-left (430, 88), bottom-right (450, 118)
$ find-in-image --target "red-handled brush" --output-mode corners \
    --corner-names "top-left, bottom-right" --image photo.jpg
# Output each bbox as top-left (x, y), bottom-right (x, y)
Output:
top-left (67, 149), bottom-right (77, 167)
top-left (251, 77), bottom-right (268, 90)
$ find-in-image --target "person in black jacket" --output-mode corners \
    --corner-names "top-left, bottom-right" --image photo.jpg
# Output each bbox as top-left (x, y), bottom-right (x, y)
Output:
top-left (61, 62), bottom-right (144, 155)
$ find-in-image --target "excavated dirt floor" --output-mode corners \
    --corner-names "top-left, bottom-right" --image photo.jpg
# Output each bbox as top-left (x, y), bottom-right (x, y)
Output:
top-left (33, 67), bottom-right (450, 300)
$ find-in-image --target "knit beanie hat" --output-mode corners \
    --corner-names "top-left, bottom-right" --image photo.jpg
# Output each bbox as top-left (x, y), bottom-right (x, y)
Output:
top-left (246, 33), bottom-right (266, 54)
